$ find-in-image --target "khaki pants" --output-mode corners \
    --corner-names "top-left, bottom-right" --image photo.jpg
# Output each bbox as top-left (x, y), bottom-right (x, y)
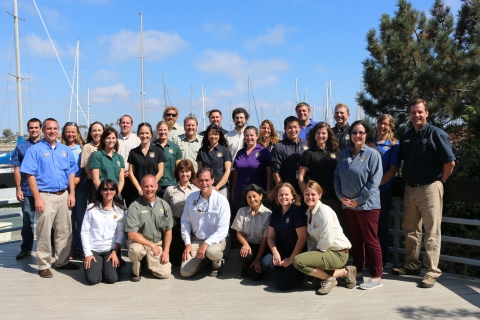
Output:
top-left (180, 237), bottom-right (226, 278)
top-left (128, 240), bottom-right (171, 279)
top-left (35, 192), bottom-right (72, 270)
top-left (403, 181), bottom-right (443, 278)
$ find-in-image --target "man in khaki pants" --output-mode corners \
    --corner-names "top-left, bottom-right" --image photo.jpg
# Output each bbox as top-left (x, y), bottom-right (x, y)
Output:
top-left (125, 175), bottom-right (174, 282)
top-left (20, 118), bottom-right (79, 278)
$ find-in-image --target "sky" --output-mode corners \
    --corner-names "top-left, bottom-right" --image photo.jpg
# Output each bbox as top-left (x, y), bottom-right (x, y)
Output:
top-left (0, 0), bottom-right (463, 135)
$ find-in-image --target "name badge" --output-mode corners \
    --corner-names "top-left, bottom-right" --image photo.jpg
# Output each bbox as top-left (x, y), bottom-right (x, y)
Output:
top-left (141, 210), bottom-right (148, 213)
top-left (43, 153), bottom-right (50, 156)
top-left (342, 158), bottom-right (348, 161)
top-left (404, 140), bottom-right (410, 142)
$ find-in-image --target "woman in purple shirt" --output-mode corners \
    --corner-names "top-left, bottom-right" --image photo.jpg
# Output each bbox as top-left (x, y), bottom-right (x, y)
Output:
top-left (231, 126), bottom-right (272, 210)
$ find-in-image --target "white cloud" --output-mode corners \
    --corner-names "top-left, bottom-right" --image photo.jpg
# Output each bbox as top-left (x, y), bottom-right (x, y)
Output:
top-left (203, 21), bottom-right (234, 37)
top-left (91, 83), bottom-right (131, 104)
top-left (23, 33), bottom-right (75, 58)
top-left (245, 24), bottom-right (297, 50)
top-left (91, 69), bottom-right (119, 82)
top-left (98, 29), bottom-right (188, 61)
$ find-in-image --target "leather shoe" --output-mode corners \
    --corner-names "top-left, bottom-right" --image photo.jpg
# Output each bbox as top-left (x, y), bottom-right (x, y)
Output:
top-left (130, 272), bottom-right (141, 282)
top-left (39, 269), bottom-right (53, 278)
top-left (56, 262), bottom-right (80, 270)
top-left (16, 251), bottom-right (32, 260)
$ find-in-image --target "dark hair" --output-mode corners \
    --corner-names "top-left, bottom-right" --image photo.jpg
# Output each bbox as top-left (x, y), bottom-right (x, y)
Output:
top-left (137, 122), bottom-right (153, 135)
top-left (27, 118), bottom-right (42, 129)
top-left (61, 122), bottom-right (85, 147)
top-left (89, 179), bottom-right (124, 210)
top-left (306, 122), bottom-right (339, 151)
top-left (232, 107), bottom-right (249, 121)
top-left (197, 167), bottom-right (214, 179)
top-left (209, 109), bottom-right (222, 117)
top-left (174, 159), bottom-right (196, 183)
top-left (120, 115), bottom-right (133, 125)
top-left (87, 121), bottom-right (104, 144)
top-left (240, 184), bottom-right (267, 208)
top-left (284, 116), bottom-right (299, 128)
top-left (99, 127), bottom-right (119, 152)
top-left (350, 120), bottom-right (377, 150)
top-left (407, 98), bottom-right (428, 113)
top-left (295, 102), bottom-right (311, 112)
top-left (42, 118), bottom-right (58, 128)
top-left (242, 126), bottom-right (258, 148)
top-left (201, 124), bottom-right (229, 148)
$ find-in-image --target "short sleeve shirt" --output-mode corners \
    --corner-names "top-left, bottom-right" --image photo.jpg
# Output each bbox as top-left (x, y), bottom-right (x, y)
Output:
top-left (128, 144), bottom-right (166, 187)
top-left (268, 204), bottom-right (307, 258)
top-left (172, 134), bottom-right (203, 172)
top-left (152, 140), bottom-right (183, 187)
top-left (231, 204), bottom-right (272, 244)
top-left (117, 132), bottom-right (140, 171)
top-left (233, 144), bottom-right (271, 195)
top-left (89, 150), bottom-right (125, 186)
top-left (196, 144), bottom-right (232, 188)
top-left (374, 137), bottom-right (401, 191)
top-left (333, 123), bottom-right (352, 151)
top-left (80, 142), bottom-right (98, 169)
top-left (10, 138), bottom-right (38, 196)
top-left (163, 183), bottom-right (199, 218)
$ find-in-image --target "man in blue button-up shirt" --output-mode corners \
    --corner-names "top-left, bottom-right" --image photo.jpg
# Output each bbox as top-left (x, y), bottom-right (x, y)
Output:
top-left (20, 118), bottom-right (79, 278)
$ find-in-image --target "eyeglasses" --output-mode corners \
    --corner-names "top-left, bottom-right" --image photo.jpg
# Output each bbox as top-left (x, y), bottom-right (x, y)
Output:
top-left (102, 187), bottom-right (115, 192)
top-left (351, 131), bottom-right (366, 136)
top-left (64, 122), bottom-right (77, 127)
top-left (165, 113), bottom-right (177, 118)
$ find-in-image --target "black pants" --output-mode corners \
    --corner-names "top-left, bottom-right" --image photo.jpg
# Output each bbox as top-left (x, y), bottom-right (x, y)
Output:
top-left (239, 242), bottom-right (269, 281)
top-left (170, 218), bottom-right (184, 267)
top-left (261, 253), bottom-right (304, 291)
top-left (122, 179), bottom-right (138, 208)
top-left (84, 250), bottom-right (119, 285)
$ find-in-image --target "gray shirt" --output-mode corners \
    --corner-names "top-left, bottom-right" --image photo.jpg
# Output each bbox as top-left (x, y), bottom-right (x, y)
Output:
top-left (172, 133), bottom-right (203, 172)
top-left (231, 204), bottom-right (272, 244)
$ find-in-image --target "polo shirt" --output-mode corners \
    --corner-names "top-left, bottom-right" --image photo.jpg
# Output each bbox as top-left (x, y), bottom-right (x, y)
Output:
top-left (374, 137), bottom-right (401, 192)
top-left (117, 132), bottom-right (140, 171)
top-left (80, 142), bottom-right (98, 169)
top-left (400, 123), bottom-right (455, 185)
top-left (268, 204), bottom-right (307, 258)
top-left (89, 150), bottom-right (125, 186)
top-left (333, 123), bottom-right (352, 151)
top-left (163, 183), bottom-right (199, 218)
top-left (152, 140), bottom-right (182, 187)
top-left (196, 144), bottom-right (232, 188)
top-left (231, 204), bottom-right (272, 244)
top-left (172, 133), bottom-right (203, 172)
top-left (127, 144), bottom-right (166, 187)
top-left (167, 123), bottom-right (185, 142)
top-left (20, 139), bottom-right (77, 192)
top-left (299, 146), bottom-right (340, 199)
top-left (125, 196), bottom-right (175, 243)
top-left (225, 128), bottom-right (245, 163)
top-left (10, 138), bottom-right (38, 196)
top-left (282, 119), bottom-right (318, 140)
top-left (233, 144), bottom-right (271, 195)
top-left (69, 144), bottom-right (86, 186)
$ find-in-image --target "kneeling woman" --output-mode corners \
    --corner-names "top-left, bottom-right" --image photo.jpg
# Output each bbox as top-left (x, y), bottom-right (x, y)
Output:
top-left (231, 184), bottom-right (272, 280)
top-left (293, 181), bottom-right (356, 295)
top-left (81, 179), bottom-right (125, 285)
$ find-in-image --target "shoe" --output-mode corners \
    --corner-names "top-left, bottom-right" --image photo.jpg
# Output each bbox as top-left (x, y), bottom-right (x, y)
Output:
top-left (130, 272), bottom-right (141, 282)
top-left (209, 269), bottom-right (219, 277)
top-left (315, 277), bottom-right (337, 295)
top-left (16, 251), bottom-right (31, 260)
top-left (39, 269), bottom-right (53, 278)
top-left (419, 275), bottom-right (436, 288)
top-left (359, 279), bottom-right (383, 290)
top-left (56, 262), bottom-right (80, 270)
top-left (339, 266), bottom-right (357, 289)
top-left (392, 267), bottom-right (421, 276)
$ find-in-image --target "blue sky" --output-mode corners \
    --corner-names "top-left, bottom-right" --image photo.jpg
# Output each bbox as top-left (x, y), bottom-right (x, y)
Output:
top-left (0, 0), bottom-right (462, 134)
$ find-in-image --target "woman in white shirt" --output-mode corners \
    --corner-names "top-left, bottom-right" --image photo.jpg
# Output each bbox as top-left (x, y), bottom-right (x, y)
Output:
top-left (81, 179), bottom-right (125, 285)
top-left (293, 180), bottom-right (356, 295)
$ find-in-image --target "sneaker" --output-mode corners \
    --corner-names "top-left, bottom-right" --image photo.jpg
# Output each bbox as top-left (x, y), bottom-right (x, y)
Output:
top-left (130, 272), bottom-right (141, 282)
top-left (339, 266), bottom-right (357, 289)
top-left (392, 267), bottom-right (421, 276)
top-left (315, 277), bottom-right (337, 295)
top-left (209, 269), bottom-right (219, 277)
top-left (359, 279), bottom-right (383, 290)
top-left (56, 262), bottom-right (80, 270)
top-left (16, 251), bottom-right (31, 260)
top-left (39, 269), bottom-right (53, 278)
top-left (419, 275), bottom-right (436, 288)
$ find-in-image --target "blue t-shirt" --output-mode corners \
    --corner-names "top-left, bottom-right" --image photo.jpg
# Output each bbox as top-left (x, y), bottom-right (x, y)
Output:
top-left (282, 119), bottom-right (318, 140)
top-left (10, 138), bottom-right (38, 196)
top-left (374, 137), bottom-right (401, 192)
top-left (69, 144), bottom-right (87, 186)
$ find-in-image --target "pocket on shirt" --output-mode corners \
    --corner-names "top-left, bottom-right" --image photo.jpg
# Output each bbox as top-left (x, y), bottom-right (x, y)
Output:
top-left (206, 212), bottom-right (219, 226)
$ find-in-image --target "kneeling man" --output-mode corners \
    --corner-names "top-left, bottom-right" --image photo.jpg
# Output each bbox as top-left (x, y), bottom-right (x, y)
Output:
top-left (180, 167), bottom-right (230, 277)
top-left (125, 174), bottom-right (174, 282)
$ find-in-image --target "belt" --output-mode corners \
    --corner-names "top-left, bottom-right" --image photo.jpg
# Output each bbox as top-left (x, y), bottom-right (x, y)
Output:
top-left (406, 180), bottom-right (439, 188)
top-left (337, 249), bottom-right (349, 254)
top-left (40, 190), bottom-right (66, 195)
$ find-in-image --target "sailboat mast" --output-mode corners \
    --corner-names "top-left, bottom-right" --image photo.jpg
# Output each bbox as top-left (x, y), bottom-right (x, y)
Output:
top-left (275, 102), bottom-right (279, 132)
top-left (76, 40), bottom-right (80, 124)
top-left (201, 85), bottom-right (206, 131)
top-left (87, 85), bottom-right (90, 128)
top-left (190, 86), bottom-right (193, 116)
top-left (230, 100), bottom-right (232, 130)
top-left (13, 0), bottom-right (23, 136)
top-left (247, 77), bottom-right (251, 124)
top-left (163, 72), bottom-right (167, 108)
top-left (140, 12), bottom-right (145, 122)
top-left (68, 48), bottom-right (77, 122)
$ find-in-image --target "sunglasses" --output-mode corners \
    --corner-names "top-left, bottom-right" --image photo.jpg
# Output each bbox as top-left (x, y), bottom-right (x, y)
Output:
top-left (102, 187), bottom-right (115, 192)
top-left (64, 122), bottom-right (77, 127)
top-left (165, 113), bottom-right (177, 118)
top-left (351, 131), bottom-right (366, 136)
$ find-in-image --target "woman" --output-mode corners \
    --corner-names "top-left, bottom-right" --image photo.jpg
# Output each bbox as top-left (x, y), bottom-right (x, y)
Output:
top-left (259, 119), bottom-right (279, 151)
top-left (90, 127), bottom-right (125, 194)
top-left (163, 160), bottom-right (199, 266)
top-left (374, 114), bottom-right (400, 267)
top-left (232, 184), bottom-right (272, 280)
top-left (153, 121), bottom-right (182, 197)
top-left (231, 126), bottom-right (272, 210)
top-left (81, 179), bottom-right (125, 285)
top-left (293, 181), bottom-right (356, 295)
top-left (128, 122), bottom-right (165, 200)
top-left (61, 121), bottom-right (87, 259)
top-left (260, 183), bottom-right (307, 290)
top-left (196, 124), bottom-right (232, 198)
top-left (80, 121), bottom-right (104, 202)
top-left (334, 120), bottom-right (383, 290)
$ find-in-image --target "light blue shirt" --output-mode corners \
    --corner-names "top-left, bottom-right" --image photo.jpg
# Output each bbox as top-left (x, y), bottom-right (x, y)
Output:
top-left (333, 145), bottom-right (382, 210)
top-left (20, 139), bottom-right (77, 192)
top-left (69, 144), bottom-right (87, 186)
top-left (374, 137), bottom-right (400, 192)
top-left (283, 119), bottom-right (318, 140)
top-left (10, 138), bottom-right (38, 196)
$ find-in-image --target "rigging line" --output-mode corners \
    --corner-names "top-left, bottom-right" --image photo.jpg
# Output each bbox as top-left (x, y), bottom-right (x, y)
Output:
top-left (249, 82), bottom-right (260, 126)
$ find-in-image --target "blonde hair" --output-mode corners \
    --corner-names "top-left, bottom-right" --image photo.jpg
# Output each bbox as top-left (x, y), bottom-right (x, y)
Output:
top-left (376, 114), bottom-right (398, 144)
top-left (259, 119), bottom-right (279, 146)
top-left (335, 103), bottom-right (350, 114)
top-left (303, 180), bottom-right (323, 196)
top-left (269, 183), bottom-right (301, 206)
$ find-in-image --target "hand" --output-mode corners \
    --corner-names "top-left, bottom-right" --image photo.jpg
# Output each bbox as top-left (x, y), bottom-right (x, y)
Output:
top-left (67, 193), bottom-right (75, 209)
top-left (281, 257), bottom-right (293, 268)
top-left (350, 199), bottom-right (358, 208)
top-left (137, 188), bottom-right (143, 196)
top-left (239, 244), bottom-right (252, 258)
top-left (196, 242), bottom-right (209, 259)
top-left (150, 243), bottom-right (161, 256)
top-left (250, 259), bottom-right (261, 273)
top-left (16, 190), bottom-right (24, 202)
top-left (160, 250), bottom-right (169, 264)
top-left (124, 170), bottom-right (129, 178)
top-left (106, 250), bottom-right (119, 267)
top-left (272, 251), bottom-right (282, 266)
top-left (35, 197), bottom-right (45, 213)
top-left (213, 186), bottom-right (219, 191)
top-left (341, 197), bottom-right (353, 208)
top-left (182, 244), bottom-right (193, 262)
top-left (84, 255), bottom-right (96, 269)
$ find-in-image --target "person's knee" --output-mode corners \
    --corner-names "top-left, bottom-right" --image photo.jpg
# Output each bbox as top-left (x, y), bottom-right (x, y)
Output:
top-left (292, 257), bottom-right (303, 271)
top-left (153, 268), bottom-right (171, 279)
top-left (206, 246), bottom-right (223, 261)
top-left (180, 266), bottom-right (195, 278)
top-left (85, 273), bottom-right (102, 285)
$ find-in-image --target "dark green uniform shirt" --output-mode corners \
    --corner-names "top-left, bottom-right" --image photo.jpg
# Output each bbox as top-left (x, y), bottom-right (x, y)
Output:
top-left (89, 150), bottom-right (125, 186)
top-left (153, 140), bottom-right (183, 187)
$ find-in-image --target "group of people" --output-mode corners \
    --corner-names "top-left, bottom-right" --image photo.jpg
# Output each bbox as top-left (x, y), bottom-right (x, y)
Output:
top-left (11, 97), bottom-right (455, 294)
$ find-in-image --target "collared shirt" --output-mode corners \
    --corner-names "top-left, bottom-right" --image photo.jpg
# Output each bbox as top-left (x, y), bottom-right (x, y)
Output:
top-left (180, 189), bottom-right (230, 245)
top-left (10, 138), bottom-right (38, 196)
top-left (172, 133), bottom-right (203, 172)
top-left (167, 123), bottom-right (185, 142)
top-left (400, 123), bottom-right (455, 185)
top-left (306, 201), bottom-right (351, 252)
top-left (196, 144), bottom-right (232, 188)
top-left (226, 127), bottom-right (245, 162)
top-left (334, 145), bottom-right (383, 210)
top-left (69, 144), bottom-right (86, 186)
top-left (89, 150), bottom-right (125, 186)
top-left (269, 203), bottom-right (307, 258)
top-left (282, 119), bottom-right (318, 140)
top-left (117, 132), bottom-right (140, 172)
top-left (20, 139), bottom-right (77, 192)
top-left (233, 144), bottom-right (271, 195)
top-left (81, 203), bottom-right (125, 257)
top-left (152, 140), bottom-right (182, 187)
top-left (80, 142), bottom-right (98, 169)
top-left (231, 204), bottom-right (272, 244)
top-left (374, 137), bottom-right (401, 192)
top-left (299, 146), bottom-right (340, 199)
top-left (200, 127), bottom-right (228, 136)
top-left (163, 183), bottom-right (199, 218)
top-left (125, 196), bottom-right (175, 243)
top-left (127, 144), bottom-right (166, 187)
top-left (333, 123), bottom-right (352, 151)
top-left (270, 137), bottom-right (308, 193)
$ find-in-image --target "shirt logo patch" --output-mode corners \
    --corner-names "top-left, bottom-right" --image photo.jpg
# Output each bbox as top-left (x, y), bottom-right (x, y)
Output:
top-left (76, 149), bottom-right (81, 154)
top-left (313, 222), bottom-right (318, 229)
top-left (159, 208), bottom-right (164, 213)
top-left (193, 200), bottom-right (198, 205)
top-left (43, 153), bottom-right (50, 156)
top-left (383, 146), bottom-right (389, 150)
top-left (330, 154), bottom-right (336, 159)
top-left (61, 152), bottom-right (67, 157)
top-left (360, 156), bottom-right (366, 161)
top-left (345, 134), bottom-right (350, 140)
top-left (168, 148), bottom-right (173, 154)
top-left (149, 152), bottom-right (155, 158)
top-left (303, 146), bottom-right (309, 150)
top-left (422, 138), bottom-right (428, 144)
top-left (286, 217), bottom-right (290, 223)
top-left (255, 152), bottom-right (260, 157)
top-left (113, 214), bottom-right (118, 219)
top-left (117, 161), bottom-right (121, 166)
top-left (217, 152), bottom-right (223, 157)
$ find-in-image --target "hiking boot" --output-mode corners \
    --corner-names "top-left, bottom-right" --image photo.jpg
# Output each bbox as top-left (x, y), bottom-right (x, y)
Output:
top-left (359, 279), bottom-right (383, 290)
top-left (392, 267), bottom-right (421, 276)
top-left (339, 266), bottom-right (357, 289)
top-left (315, 277), bottom-right (337, 295)
top-left (16, 251), bottom-right (31, 260)
top-left (39, 269), bottom-right (53, 278)
top-left (419, 275), bottom-right (436, 288)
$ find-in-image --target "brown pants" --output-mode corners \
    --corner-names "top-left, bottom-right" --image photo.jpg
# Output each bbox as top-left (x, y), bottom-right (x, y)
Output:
top-left (128, 240), bottom-right (171, 279)
top-left (180, 237), bottom-right (226, 278)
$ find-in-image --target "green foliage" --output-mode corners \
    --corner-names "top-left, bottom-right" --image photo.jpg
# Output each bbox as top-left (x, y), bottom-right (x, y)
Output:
top-left (2, 128), bottom-right (13, 139)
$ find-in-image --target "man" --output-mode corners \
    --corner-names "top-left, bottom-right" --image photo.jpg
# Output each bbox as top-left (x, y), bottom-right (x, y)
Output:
top-left (200, 109), bottom-right (228, 135)
top-left (173, 116), bottom-right (203, 172)
top-left (20, 118), bottom-right (79, 278)
top-left (225, 107), bottom-right (249, 161)
top-left (117, 114), bottom-right (140, 207)
top-left (393, 98), bottom-right (455, 288)
top-left (333, 103), bottom-right (352, 151)
top-left (271, 116), bottom-right (308, 195)
top-left (125, 174), bottom-right (175, 282)
top-left (11, 118), bottom-right (42, 260)
top-left (163, 106), bottom-right (185, 141)
top-left (180, 167), bottom-right (230, 278)
top-left (283, 102), bottom-right (317, 140)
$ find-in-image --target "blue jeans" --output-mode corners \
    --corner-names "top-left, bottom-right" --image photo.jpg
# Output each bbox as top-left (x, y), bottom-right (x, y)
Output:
top-left (379, 187), bottom-right (393, 266)
top-left (72, 184), bottom-right (88, 254)
top-left (261, 253), bottom-right (304, 291)
top-left (20, 196), bottom-right (35, 252)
